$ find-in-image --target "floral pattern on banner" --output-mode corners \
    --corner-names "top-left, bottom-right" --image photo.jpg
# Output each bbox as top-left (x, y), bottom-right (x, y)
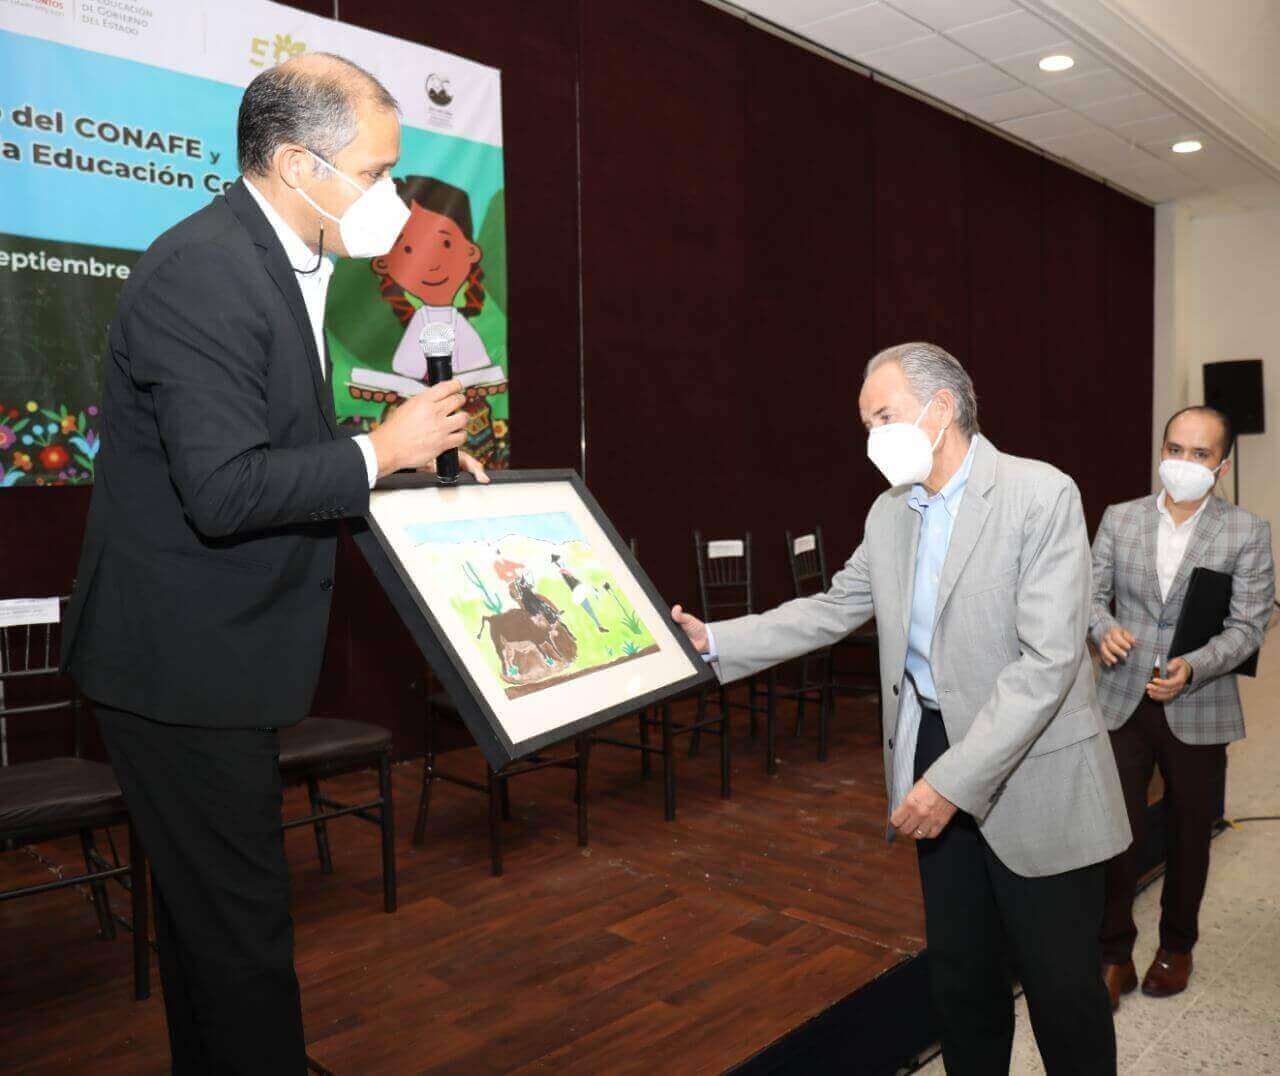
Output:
top-left (0, 401), bottom-right (100, 487)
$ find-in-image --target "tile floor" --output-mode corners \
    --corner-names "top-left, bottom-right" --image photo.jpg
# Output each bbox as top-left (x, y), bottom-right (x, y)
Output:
top-left (918, 634), bottom-right (1280, 1075)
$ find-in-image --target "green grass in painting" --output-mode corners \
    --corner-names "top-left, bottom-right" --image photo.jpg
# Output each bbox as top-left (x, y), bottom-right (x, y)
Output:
top-left (435, 544), bottom-right (657, 692)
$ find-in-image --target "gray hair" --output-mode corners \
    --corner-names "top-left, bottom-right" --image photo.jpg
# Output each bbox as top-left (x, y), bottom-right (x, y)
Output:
top-left (864, 342), bottom-right (980, 435)
top-left (237, 52), bottom-right (399, 177)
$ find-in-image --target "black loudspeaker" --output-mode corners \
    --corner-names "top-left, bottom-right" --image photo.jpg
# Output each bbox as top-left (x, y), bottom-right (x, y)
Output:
top-left (1203, 359), bottom-right (1265, 435)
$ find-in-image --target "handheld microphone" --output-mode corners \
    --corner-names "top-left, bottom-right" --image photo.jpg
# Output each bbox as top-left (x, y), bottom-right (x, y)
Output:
top-left (419, 320), bottom-right (460, 484)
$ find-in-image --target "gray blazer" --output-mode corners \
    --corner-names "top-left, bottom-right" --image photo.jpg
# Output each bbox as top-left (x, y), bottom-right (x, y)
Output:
top-left (1089, 494), bottom-right (1274, 744)
top-left (710, 437), bottom-right (1130, 879)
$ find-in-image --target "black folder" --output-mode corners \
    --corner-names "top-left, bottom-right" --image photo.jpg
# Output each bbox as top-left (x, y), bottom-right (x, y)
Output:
top-left (1168, 567), bottom-right (1259, 678)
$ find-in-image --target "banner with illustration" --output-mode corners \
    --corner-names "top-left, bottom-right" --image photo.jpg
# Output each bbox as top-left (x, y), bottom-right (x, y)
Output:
top-left (0, 0), bottom-right (507, 488)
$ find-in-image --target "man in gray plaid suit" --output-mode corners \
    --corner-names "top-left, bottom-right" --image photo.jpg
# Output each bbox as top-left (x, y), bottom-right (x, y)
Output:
top-left (1091, 405), bottom-right (1274, 1008)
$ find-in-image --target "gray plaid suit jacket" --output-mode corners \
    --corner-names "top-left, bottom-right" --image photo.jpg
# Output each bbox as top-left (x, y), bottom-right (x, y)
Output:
top-left (1089, 494), bottom-right (1274, 744)
top-left (709, 437), bottom-right (1130, 878)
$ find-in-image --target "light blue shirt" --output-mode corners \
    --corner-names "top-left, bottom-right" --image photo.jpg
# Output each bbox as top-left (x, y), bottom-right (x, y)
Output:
top-left (903, 434), bottom-right (979, 708)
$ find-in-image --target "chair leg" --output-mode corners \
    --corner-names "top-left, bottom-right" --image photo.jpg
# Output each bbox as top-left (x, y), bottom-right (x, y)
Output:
top-left (413, 754), bottom-right (432, 847)
top-left (821, 650), bottom-right (836, 761)
top-left (638, 708), bottom-right (652, 779)
top-left (79, 829), bottom-right (115, 940)
top-left (487, 766), bottom-right (503, 877)
top-left (686, 690), bottom-right (706, 757)
top-left (576, 735), bottom-right (589, 847)
top-left (414, 697), bottom-right (439, 847)
top-left (748, 677), bottom-right (759, 740)
top-left (719, 694), bottom-right (731, 800)
top-left (818, 683), bottom-right (831, 762)
top-left (795, 681), bottom-right (807, 738)
top-left (662, 703), bottom-right (676, 822)
top-left (766, 668), bottom-right (779, 776)
top-left (306, 777), bottom-right (334, 874)
top-left (378, 750), bottom-right (397, 913)
top-left (128, 822), bottom-right (150, 1001)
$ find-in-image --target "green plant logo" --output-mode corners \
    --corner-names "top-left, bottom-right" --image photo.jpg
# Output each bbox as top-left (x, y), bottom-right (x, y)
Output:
top-left (249, 34), bottom-right (307, 68)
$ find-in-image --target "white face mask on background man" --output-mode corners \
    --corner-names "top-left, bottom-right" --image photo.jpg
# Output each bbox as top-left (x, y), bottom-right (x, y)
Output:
top-left (1159, 458), bottom-right (1223, 505)
top-left (867, 394), bottom-right (947, 487)
top-left (292, 147), bottom-right (409, 259)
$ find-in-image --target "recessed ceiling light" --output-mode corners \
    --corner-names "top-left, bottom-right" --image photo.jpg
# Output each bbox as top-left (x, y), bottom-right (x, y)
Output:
top-left (1038, 54), bottom-right (1075, 73)
top-left (1172, 139), bottom-right (1203, 154)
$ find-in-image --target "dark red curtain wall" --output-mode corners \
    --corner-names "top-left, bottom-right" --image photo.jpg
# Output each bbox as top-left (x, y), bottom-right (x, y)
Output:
top-left (2, 0), bottom-right (1154, 759)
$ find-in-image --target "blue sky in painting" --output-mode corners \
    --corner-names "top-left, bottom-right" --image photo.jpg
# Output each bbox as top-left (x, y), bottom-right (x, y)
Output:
top-left (405, 512), bottom-right (585, 547)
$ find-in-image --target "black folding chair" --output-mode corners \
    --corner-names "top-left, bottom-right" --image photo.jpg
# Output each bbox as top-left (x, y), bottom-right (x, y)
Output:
top-left (589, 539), bottom-right (731, 819)
top-left (787, 524), bottom-right (880, 710)
top-left (278, 717), bottom-right (397, 912)
top-left (689, 532), bottom-right (778, 773)
top-left (0, 597), bottom-right (150, 1000)
top-left (777, 528), bottom-right (839, 760)
top-left (413, 682), bottom-right (588, 877)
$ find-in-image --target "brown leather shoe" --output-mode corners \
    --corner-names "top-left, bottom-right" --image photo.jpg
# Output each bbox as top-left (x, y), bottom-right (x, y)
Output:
top-left (1142, 949), bottom-right (1192, 997)
top-left (1103, 961), bottom-right (1138, 1011)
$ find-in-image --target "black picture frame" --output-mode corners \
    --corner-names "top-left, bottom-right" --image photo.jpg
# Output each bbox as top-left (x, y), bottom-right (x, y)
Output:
top-left (355, 468), bottom-right (715, 769)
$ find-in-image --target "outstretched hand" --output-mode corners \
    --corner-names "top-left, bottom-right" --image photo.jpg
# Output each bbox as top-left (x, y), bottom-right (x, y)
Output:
top-left (671, 605), bottom-right (708, 653)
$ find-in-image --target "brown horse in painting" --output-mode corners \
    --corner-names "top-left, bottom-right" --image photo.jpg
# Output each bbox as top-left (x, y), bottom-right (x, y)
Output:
top-left (477, 609), bottom-right (578, 684)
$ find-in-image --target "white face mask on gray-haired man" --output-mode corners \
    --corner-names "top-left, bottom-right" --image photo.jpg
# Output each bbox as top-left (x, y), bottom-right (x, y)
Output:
top-left (860, 360), bottom-right (972, 494)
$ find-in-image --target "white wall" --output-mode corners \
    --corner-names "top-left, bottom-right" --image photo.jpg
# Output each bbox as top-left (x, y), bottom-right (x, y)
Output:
top-left (1153, 202), bottom-right (1280, 562)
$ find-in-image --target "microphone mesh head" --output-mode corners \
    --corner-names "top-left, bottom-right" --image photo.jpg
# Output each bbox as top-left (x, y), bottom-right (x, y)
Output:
top-left (419, 321), bottom-right (455, 357)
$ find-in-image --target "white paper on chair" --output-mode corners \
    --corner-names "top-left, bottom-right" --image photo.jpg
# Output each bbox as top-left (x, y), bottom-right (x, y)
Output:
top-left (0, 597), bottom-right (60, 627)
top-left (793, 535), bottom-right (816, 555)
top-left (707, 540), bottom-right (745, 559)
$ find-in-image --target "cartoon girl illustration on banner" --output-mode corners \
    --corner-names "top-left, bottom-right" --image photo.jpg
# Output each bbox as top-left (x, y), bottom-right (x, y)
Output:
top-left (371, 176), bottom-right (493, 379)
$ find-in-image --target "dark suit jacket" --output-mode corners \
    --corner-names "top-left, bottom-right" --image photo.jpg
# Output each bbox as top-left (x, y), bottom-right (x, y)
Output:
top-left (62, 178), bottom-right (371, 728)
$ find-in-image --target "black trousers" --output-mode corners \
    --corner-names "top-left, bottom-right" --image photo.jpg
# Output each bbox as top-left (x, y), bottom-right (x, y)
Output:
top-left (1101, 697), bottom-right (1227, 964)
top-left (95, 703), bottom-right (307, 1075)
top-left (915, 706), bottom-right (1115, 1075)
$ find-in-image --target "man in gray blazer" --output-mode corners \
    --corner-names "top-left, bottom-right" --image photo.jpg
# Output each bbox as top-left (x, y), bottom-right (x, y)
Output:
top-left (673, 343), bottom-right (1130, 1074)
top-left (1091, 406), bottom-right (1274, 1007)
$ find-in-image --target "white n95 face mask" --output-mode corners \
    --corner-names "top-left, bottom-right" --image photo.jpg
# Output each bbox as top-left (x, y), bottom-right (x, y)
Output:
top-left (1159, 458), bottom-right (1221, 504)
top-left (294, 148), bottom-right (409, 259)
top-left (867, 395), bottom-right (946, 487)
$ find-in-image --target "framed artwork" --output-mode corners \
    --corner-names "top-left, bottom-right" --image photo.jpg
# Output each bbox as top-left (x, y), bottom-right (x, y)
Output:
top-left (358, 469), bottom-right (715, 768)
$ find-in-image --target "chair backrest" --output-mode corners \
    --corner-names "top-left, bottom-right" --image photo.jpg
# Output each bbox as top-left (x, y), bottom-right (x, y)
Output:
top-left (786, 526), bottom-right (830, 599)
top-left (694, 531), bottom-right (754, 621)
top-left (0, 596), bottom-right (80, 765)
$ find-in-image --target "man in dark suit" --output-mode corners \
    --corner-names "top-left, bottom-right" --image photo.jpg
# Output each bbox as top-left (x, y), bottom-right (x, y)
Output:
top-left (60, 53), bottom-right (484, 1073)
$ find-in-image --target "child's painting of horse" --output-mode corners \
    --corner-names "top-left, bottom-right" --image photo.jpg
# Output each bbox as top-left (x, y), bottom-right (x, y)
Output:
top-left (402, 512), bottom-right (659, 698)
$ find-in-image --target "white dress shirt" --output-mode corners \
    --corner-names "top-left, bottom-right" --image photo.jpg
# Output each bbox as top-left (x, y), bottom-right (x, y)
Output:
top-left (243, 178), bottom-right (379, 488)
top-left (1155, 490), bottom-right (1209, 602)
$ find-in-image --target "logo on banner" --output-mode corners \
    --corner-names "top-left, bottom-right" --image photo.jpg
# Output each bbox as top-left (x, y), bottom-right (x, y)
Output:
top-left (425, 74), bottom-right (455, 131)
top-left (2, 0), bottom-right (67, 15)
top-left (249, 33), bottom-right (307, 68)
top-left (426, 74), bottom-right (454, 107)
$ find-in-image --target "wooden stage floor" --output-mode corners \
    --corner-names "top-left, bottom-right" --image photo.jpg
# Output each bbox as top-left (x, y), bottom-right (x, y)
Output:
top-left (0, 695), bottom-right (926, 1074)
